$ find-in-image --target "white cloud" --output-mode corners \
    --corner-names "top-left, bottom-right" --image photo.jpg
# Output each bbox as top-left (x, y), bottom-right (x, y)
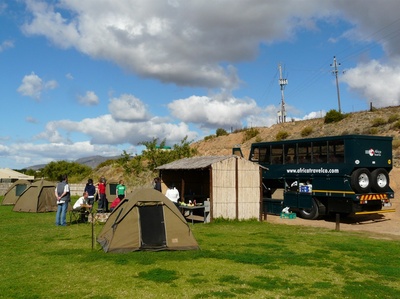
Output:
top-left (26, 116), bottom-right (39, 124)
top-left (341, 60), bottom-right (400, 107)
top-left (108, 94), bottom-right (150, 121)
top-left (20, 0), bottom-right (339, 89)
top-left (78, 91), bottom-right (99, 106)
top-left (0, 39), bottom-right (14, 52)
top-left (17, 72), bottom-right (58, 100)
top-left (168, 94), bottom-right (258, 129)
top-left (6, 141), bottom-right (122, 167)
top-left (36, 113), bottom-right (198, 147)
top-left (66, 73), bottom-right (74, 80)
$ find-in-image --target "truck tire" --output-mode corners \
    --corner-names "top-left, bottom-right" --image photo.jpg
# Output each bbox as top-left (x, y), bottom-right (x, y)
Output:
top-left (298, 198), bottom-right (319, 220)
top-left (350, 168), bottom-right (371, 193)
top-left (370, 168), bottom-right (389, 193)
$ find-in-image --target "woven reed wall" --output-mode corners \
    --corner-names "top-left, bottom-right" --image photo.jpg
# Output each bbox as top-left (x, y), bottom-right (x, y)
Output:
top-left (212, 157), bottom-right (260, 220)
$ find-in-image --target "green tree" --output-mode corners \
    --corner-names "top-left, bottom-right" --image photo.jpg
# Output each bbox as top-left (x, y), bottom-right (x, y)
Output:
top-left (216, 128), bottom-right (228, 137)
top-left (137, 136), bottom-right (197, 172)
top-left (324, 109), bottom-right (345, 123)
top-left (42, 161), bottom-right (92, 182)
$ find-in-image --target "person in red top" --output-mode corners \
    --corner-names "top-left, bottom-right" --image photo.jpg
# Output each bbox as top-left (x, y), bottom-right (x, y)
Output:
top-left (97, 177), bottom-right (107, 212)
top-left (110, 195), bottom-right (124, 212)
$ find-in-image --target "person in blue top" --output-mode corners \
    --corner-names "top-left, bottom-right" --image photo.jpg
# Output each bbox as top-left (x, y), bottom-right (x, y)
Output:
top-left (84, 178), bottom-right (96, 206)
top-left (116, 179), bottom-right (126, 200)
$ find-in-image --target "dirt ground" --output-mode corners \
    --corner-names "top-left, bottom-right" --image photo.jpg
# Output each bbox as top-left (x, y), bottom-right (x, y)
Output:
top-left (264, 168), bottom-right (400, 241)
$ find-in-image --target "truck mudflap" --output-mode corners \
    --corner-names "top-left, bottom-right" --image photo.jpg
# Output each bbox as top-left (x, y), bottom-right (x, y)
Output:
top-left (355, 194), bottom-right (395, 215)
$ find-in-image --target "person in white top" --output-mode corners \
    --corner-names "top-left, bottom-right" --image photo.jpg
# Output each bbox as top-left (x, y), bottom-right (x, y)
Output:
top-left (165, 184), bottom-right (180, 204)
top-left (73, 191), bottom-right (90, 210)
top-left (73, 191), bottom-right (92, 222)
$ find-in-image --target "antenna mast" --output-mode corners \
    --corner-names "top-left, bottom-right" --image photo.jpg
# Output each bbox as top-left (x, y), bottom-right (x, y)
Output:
top-left (278, 64), bottom-right (288, 123)
top-left (330, 56), bottom-right (342, 113)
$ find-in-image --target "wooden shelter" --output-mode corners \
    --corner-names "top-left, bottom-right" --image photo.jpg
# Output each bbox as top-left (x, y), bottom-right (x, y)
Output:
top-left (157, 155), bottom-right (262, 222)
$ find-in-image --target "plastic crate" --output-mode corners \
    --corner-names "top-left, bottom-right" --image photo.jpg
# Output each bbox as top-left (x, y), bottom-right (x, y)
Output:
top-left (280, 212), bottom-right (297, 219)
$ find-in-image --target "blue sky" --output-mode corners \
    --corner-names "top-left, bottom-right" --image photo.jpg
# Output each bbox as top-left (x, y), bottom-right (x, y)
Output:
top-left (1, 0), bottom-right (400, 169)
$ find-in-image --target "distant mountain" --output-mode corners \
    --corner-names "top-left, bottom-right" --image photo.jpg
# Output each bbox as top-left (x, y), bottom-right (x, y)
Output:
top-left (27, 155), bottom-right (120, 170)
top-left (75, 155), bottom-right (120, 168)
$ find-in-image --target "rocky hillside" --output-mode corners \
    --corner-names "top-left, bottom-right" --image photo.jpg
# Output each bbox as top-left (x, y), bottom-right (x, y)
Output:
top-left (191, 106), bottom-right (400, 167)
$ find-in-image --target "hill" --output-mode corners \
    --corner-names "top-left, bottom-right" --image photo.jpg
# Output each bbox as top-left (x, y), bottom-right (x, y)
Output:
top-left (191, 106), bottom-right (400, 167)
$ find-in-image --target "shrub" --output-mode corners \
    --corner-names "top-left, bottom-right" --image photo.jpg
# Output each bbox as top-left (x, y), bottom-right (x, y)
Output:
top-left (392, 120), bottom-right (400, 130)
top-left (324, 109), bottom-right (345, 123)
top-left (387, 114), bottom-right (399, 124)
top-left (366, 127), bottom-right (379, 135)
top-left (204, 135), bottom-right (215, 141)
top-left (371, 117), bottom-right (386, 127)
top-left (242, 128), bottom-right (259, 142)
top-left (300, 126), bottom-right (313, 137)
top-left (392, 139), bottom-right (400, 150)
top-left (255, 136), bottom-right (262, 142)
top-left (276, 130), bottom-right (289, 141)
top-left (216, 128), bottom-right (228, 137)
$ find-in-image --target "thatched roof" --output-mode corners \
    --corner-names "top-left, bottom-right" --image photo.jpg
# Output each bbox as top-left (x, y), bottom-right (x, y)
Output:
top-left (157, 156), bottom-right (236, 170)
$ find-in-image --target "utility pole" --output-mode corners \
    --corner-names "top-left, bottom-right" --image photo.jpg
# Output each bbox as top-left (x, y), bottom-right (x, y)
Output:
top-left (331, 56), bottom-right (342, 113)
top-left (278, 64), bottom-right (288, 123)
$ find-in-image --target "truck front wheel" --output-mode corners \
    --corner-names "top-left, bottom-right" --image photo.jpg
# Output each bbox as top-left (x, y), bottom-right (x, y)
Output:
top-left (298, 198), bottom-right (320, 220)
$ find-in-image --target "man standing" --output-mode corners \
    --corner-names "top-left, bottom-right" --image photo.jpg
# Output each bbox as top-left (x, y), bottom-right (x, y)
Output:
top-left (165, 184), bottom-right (180, 206)
top-left (55, 175), bottom-right (70, 226)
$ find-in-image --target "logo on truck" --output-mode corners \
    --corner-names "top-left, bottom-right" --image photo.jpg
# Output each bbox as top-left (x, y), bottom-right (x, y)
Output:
top-left (365, 148), bottom-right (382, 157)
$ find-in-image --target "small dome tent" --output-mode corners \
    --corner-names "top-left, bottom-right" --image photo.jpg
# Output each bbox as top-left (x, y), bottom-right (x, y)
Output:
top-left (2, 179), bottom-right (31, 205)
top-left (97, 188), bottom-right (200, 253)
top-left (13, 180), bottom-right (57, 212)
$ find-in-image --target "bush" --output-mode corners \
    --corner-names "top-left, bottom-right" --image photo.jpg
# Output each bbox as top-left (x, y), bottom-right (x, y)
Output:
top-left (300, 126), bottom-right (313, 137)
top-left (392, 139), bottom-right (400, 150)
top-left (216, 128), bottom-right (228, 137)
top-left (324, 109), bottom-right (345, 123)
top-left (276, 130), bottom-right (289, 141)
top-left (204, 135), bottom-right (215, 141)
top-left (387, 114), bottom-right (399, 124)
top-left (392, 120), bottom-right (400, 130)
top-left (371, 117), bottom-right (386, 127)
top-left (366, 127), bottom-right (379, 135)
top-left (242, 128), bottom-right (259, 142)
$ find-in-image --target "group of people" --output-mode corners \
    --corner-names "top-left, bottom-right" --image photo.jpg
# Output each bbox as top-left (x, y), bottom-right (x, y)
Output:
top-left (55, 175), bottom-right (126, 226)
top-left (55, 175), bottom-right (180, 226)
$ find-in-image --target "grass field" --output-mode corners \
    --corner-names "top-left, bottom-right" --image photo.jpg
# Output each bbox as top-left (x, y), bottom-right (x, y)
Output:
top-left (0, 197), bottom-right (399, 299)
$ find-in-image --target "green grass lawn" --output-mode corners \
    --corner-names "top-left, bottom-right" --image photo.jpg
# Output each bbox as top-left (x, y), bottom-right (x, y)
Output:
top-left (0, 197), bottom-right (399, 299)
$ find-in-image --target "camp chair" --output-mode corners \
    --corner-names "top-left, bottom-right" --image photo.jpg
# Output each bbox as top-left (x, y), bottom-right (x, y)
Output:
top-left (69, 204), bottom-right (90, 225)
top-left (69, 208), bottom-right (81, 225)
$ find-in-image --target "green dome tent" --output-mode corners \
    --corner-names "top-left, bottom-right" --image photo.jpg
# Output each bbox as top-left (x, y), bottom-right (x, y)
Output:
top-left (13, 180), bottom-right (57, 213)
top-left (2, 179), bottom-right (31, 206)
top-left (97, 188), bottom-right (200, 252)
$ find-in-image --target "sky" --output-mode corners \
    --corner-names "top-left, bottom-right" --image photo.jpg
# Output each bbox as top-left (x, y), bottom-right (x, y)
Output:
top-left (1, 0), bottom-right (400, 170)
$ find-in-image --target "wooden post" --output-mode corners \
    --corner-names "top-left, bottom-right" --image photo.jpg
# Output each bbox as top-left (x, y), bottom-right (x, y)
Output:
top-left (335, 213), bottom-right (340, 231)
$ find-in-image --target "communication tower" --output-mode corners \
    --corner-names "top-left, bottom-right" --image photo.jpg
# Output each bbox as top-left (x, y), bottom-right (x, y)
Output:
top-left (278, 64), bottom-right (288, 123)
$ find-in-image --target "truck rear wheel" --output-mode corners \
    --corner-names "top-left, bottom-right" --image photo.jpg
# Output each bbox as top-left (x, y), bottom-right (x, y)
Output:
top-left (350, 168), bottom-right (371, 193)
top-left (370, 168), bottom-right (389, 193)
top-left (298, 198), bottom-right (319, 220)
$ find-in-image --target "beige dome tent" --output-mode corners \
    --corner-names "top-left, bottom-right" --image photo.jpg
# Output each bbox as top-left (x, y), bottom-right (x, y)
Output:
top-left (2, 179), bottom-right (31, 205)
top-left (13, 180), bottom-right (57, 212)
top-left (97, 188), bottom-right (200, 252)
